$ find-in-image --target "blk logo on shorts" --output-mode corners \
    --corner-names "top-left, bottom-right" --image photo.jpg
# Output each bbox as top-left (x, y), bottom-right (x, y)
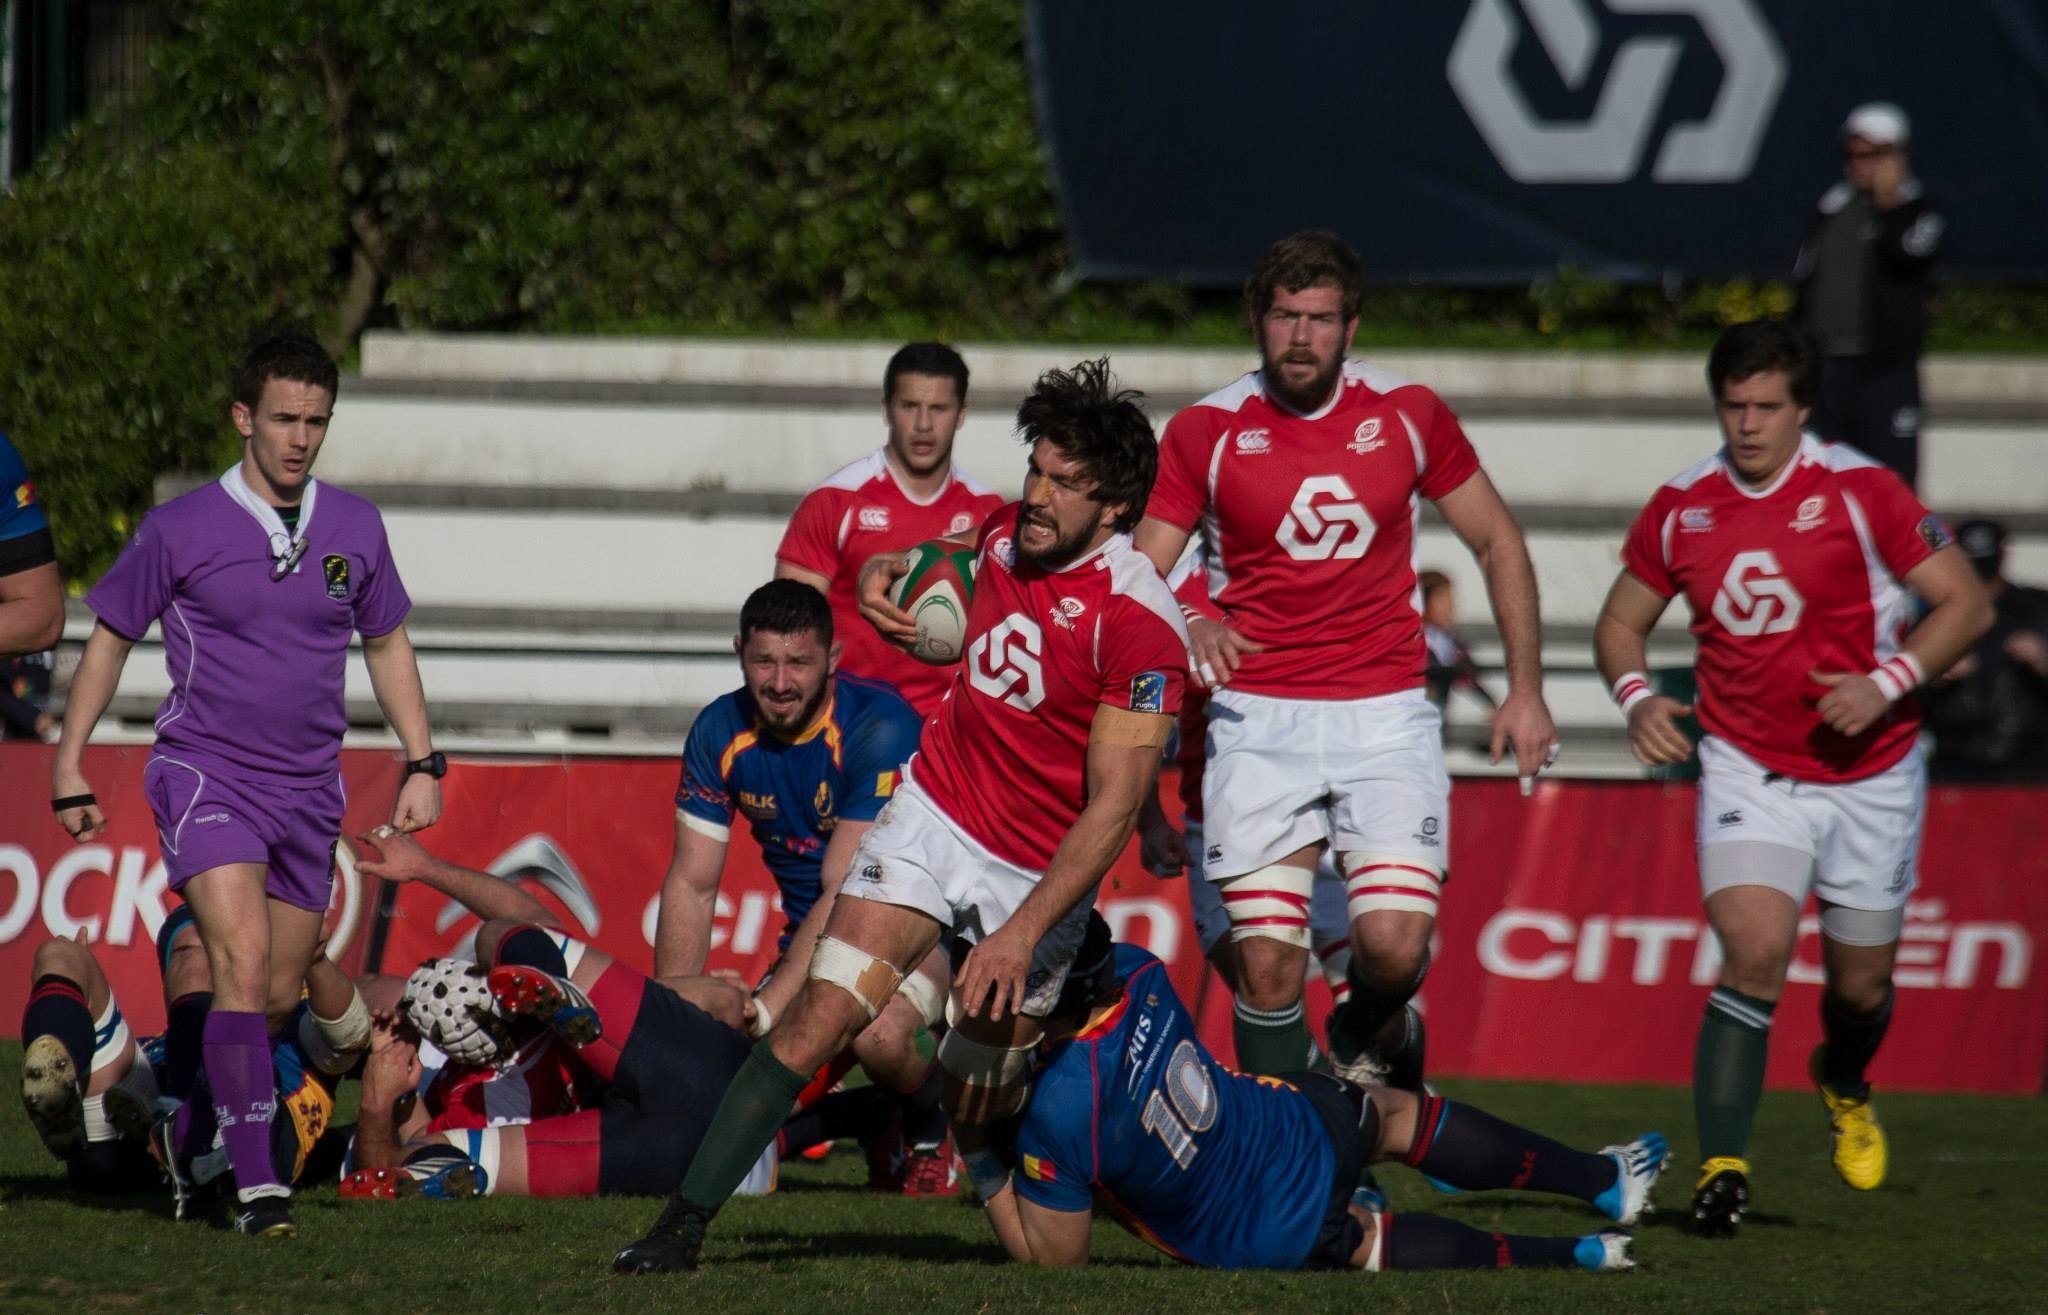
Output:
top-left (323, 554), bottom-right (351, 600)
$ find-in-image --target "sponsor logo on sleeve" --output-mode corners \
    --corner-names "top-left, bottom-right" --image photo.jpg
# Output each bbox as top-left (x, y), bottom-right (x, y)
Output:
top-left (1917, 515), bottom-right (1953, 553)
top-left (1129, 671), bottom-right (1167, 714)
top-left (322, 554), bottom-right (351, 600)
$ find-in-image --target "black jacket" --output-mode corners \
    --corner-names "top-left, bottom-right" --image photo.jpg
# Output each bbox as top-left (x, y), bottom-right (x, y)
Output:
top-left (1794, 179), bottom-right (1944, 369)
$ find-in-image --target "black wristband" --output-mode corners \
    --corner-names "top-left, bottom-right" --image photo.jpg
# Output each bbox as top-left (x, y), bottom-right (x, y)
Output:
top-left (51, 793), bottom-right (96, 813)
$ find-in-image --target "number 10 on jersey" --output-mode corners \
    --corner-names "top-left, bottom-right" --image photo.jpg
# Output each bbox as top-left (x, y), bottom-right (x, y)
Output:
top-left (1140, 1039), bottom-right (1219, 1168)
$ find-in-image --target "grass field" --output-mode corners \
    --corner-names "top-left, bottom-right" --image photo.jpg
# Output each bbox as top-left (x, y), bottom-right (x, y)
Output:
top-left (2, 1043), bottom-right (2041, 1315)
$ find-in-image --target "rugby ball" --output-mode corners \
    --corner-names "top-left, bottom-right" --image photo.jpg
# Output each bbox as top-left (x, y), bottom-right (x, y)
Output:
top-left (888, 540), bottom-right (977, 664)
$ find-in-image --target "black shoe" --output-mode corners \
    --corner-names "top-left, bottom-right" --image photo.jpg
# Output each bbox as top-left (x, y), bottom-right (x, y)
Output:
top-left (149, 1114), bottom-right (205, 1222)
top-left (613, 1196), bottom-right (711, 1273)
top-left (1691, 1158), bottom-right (1750, 1238)
top-left (1381, 1005), bottom-right (1427, 1093)
top-left (232, 1192), bottom-right (298, 1238)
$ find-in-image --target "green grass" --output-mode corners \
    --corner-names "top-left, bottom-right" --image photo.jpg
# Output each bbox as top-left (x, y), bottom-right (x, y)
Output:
top-left (2, 1043), bottom-right (2041, 1315)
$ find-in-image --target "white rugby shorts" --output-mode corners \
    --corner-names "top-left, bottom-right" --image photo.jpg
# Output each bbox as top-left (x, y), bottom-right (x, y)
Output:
top-left (1200, 687), bottom-right (1451, 882)
top-left (1183, 820), bottom-right (1351, 955)
top-left (1696, 735), bottom-right (1925, 911)
top-left (839, 779), bottom-right (1092, 1018)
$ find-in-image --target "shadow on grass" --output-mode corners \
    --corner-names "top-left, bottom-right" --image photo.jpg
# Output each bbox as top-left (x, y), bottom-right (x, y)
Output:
top-left (0, 1172), bottom-right (174, 1218)
top-left (718, 1229), bottom-right (1168, 1269)
top-left (1419, 1193), bottom-right (1804, 1233)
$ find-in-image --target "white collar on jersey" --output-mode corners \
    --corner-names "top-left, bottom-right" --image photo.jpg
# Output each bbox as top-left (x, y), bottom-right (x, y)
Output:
top-left (876, 446), bottom-right (955, 507)
top-left (1255, 368), bottom-right (1346, 422)
top-left (1041, 531), bottom-right (1125, 575)
top-left (1718, 432), bottom-right (1820, 500)
top-left (220, 462), bottom-right (319, 579)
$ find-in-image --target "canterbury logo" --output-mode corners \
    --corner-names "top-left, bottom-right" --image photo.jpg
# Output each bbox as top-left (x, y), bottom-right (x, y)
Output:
top-left (1711, 550), bottom-right (1803, 637)
top-left (967, 615), bottom-right (1046, 711)
top-left (1275, 475), bottom-right (1375, 561)
top-left (1448, 0), bottom-right (1785, 184)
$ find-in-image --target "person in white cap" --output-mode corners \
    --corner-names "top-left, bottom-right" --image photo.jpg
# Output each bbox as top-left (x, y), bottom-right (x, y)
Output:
top-left (1794, 102), bottom-right (1945, 489)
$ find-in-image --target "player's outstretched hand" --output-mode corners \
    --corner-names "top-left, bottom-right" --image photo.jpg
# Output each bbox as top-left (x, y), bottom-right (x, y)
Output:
top-left (1490, 687), bottom-right (1560, 783)
top-left (1625, 696), bottom-right (1695, 766)
top-left (1187, 616), bottom-right (1262, 689)
top-left (354, 825), bottom-right (435, 884)
top-left (52, 766), bottom-right (106, 842)
top-left (1811, 670), bottom-right (1888, 737)
top-left (856, 550), bottom-right (920, 646)
top-left (390, 772), bottom-right (441, 834)
top-left (957, 929), bottom-right (1034, 1024)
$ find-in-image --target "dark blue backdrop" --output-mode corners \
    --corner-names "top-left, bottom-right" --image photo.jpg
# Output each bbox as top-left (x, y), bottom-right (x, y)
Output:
top-left (1026, 1), bottom-right (2048, 284)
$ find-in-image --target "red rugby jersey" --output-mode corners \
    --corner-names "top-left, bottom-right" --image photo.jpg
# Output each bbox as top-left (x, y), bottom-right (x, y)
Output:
top-left (909, 505), bottom-right (1193, 870)
top-left (1149, 362), bottom-right (1481, 700)
top-left (1620, 434), bottom-right (1947, 783)
top-left (777, 448), bottom-right (1003, 716)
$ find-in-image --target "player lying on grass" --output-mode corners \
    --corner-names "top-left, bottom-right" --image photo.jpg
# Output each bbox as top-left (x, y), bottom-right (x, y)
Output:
top-left (20, 903), bottom-right (371, 1224)
top-left (972, 917), bottom-right (1666, 1273)
top-left (340, 830), bottom-right (887, 1199)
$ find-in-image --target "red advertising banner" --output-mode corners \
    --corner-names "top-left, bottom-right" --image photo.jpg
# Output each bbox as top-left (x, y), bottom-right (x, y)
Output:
top-left (3, 746), bottom-right (2042, 1094)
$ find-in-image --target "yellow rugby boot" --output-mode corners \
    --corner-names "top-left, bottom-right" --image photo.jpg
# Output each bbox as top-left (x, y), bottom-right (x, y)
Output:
top-left (1811, 1046), bottom-right (1887, 1190)
top-left (1692, 1156), bottom-right (1750, 1236)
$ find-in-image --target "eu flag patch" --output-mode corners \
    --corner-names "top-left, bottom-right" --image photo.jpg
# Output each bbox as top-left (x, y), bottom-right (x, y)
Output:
top-left (1917, 515), bottom-right (1953, 553)
top-left (1129, 671), bottom-right (1166, 714)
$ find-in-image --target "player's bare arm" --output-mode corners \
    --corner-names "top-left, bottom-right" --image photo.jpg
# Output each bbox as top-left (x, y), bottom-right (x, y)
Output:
top-left (1135, 517), bottom-right (1262, 687)
top-left (957, 708), bottom-right (1170, 1022)
top-left (353, 827), bottom-right (562, 928)
top-left (653, 811), bottom-right (730, 978)
top-left (983, 1181), bottom-right (1093, 1267)
top-left (1812, 545), bottom-right (1993, 737)
top-left (353, 1017), bottom-right (428, 1171)
top-left (1434, 470), bottom-right (1557, 778)
top-left (50, 622), bottom-right (137, 841)
top-left (0, 558), bottom-right (62, 658)
top-left (361, 624), bottom-right (441, 832)
top-left (753, 818), bottom-right (871, 1025)
top-left (773, 558), bottom-right (833, 593)
top-left (1594, 570), bottom-right (1694, 766)
top-left (1136, 789), bottom-right (1188, 878)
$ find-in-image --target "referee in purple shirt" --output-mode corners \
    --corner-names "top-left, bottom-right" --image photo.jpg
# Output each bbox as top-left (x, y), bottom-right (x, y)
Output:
top-left (50, 334), bottom-right (444, 1238)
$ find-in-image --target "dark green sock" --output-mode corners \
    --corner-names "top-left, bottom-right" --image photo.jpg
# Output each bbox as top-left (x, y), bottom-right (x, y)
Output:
top-left (1232, 998), bottom-right (1322, 1075)
top-left (678, 1040), bottom-right (812, 1211)
top-left (1819, 984), bottom-right (1892, 1099)
top-left (1694, 987), bottom-right (1775, 1161)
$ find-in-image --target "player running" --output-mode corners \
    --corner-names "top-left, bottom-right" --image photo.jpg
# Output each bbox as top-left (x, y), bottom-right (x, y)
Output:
top-left (612, 357), bottom-right (1191, 1273)
top-left (974, 918), bottom-right (1663, 1273)
top-left (1133, 231), bottom-right (1556, 1081)
top-left (652, 579), bottom-right (950, 1191)
top-left (50, 333), bottom-right (443, 1237)
top-left (1593, 320), bottom-right (1990, 1234)
top-left (776, 341), bottom-right (1003, 716)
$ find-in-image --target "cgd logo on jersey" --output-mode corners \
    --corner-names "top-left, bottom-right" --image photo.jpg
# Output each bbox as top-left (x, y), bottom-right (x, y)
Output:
top-left (1710, 549), bottom-right (1802, 637)
top-left (1275, 475), bottom-right (1376, 562)
top-left (967, 615), bottom-right (1046, 712)
top-left (1447, 0), bottom-right (1786, 185)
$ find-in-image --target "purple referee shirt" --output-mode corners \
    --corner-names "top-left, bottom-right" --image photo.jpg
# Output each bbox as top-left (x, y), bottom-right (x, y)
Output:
top-left (87, 466), bottom-right (411, 786)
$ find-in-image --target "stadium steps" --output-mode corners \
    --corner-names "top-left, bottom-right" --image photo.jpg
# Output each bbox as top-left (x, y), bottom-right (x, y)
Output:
top-left (61, 334), bottom-right (2047, 774)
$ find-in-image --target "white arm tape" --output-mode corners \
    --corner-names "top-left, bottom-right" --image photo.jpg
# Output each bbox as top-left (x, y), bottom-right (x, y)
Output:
top-left (302, 988), bottom-right (373, 1075)
top-left (1611, 671), bottom-right (1653, 717)
top-left (1867, 653), bottom-right (1926, 704)
top-left (747, 995), bottom-right (775, 1039)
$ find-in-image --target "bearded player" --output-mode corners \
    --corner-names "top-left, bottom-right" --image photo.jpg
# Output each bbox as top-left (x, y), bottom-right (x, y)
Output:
top-left (1594, 320), bottom-right (1990, 1233)
top-left (652, 579), bottom-right (950, 1190)
top-left (975, 916), bottom-right (1663, 1273)
top-left (1134, 231), bottom-right (1556, 1082)
top-left (613, 357), bottom-right (1191, 1273)
top-left (776, 342), bottom-right (1003, 716)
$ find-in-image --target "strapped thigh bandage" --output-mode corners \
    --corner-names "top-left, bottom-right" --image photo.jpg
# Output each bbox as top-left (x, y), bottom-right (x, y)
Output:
top-left (895, 969), bottom-right (947, 1028)
top-left (936, 1028), bottom-right (1035, 1089)
top-left (809, 937), bottom-right (905, 1021)
top-left (1218, 864), bottom-right (1318, 948)
top-left (1342, 852), bottom-right (1445, 920)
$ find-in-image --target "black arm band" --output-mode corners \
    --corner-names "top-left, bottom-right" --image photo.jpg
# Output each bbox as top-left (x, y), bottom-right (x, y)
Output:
top-left (51, 793), bottom-right (96, 813)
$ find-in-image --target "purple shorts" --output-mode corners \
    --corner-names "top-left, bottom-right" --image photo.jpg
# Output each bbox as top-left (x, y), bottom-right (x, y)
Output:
top-left (143, 755), bottom-right (345, 913)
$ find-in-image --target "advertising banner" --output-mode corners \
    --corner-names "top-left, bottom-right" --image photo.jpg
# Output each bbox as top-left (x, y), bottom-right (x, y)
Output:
top-left (3, 746), bottom-right (2041, 1093)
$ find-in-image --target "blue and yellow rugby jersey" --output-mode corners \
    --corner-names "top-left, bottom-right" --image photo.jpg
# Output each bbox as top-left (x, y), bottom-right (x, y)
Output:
top-left (676, 673), bottom-right (923, 944)
top-left (1, 431), bottom-right (52, 545)
top-left (1013, 946), bottom-right (1337, 1270)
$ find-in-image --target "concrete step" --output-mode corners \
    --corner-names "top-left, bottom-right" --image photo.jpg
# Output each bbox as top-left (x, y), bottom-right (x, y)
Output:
top-left (312, 391), bottom-right (2048, 515)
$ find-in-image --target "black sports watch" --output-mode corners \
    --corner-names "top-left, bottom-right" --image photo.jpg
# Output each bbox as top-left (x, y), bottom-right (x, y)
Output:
top-left (403, 751), bottom-right (447, 780)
